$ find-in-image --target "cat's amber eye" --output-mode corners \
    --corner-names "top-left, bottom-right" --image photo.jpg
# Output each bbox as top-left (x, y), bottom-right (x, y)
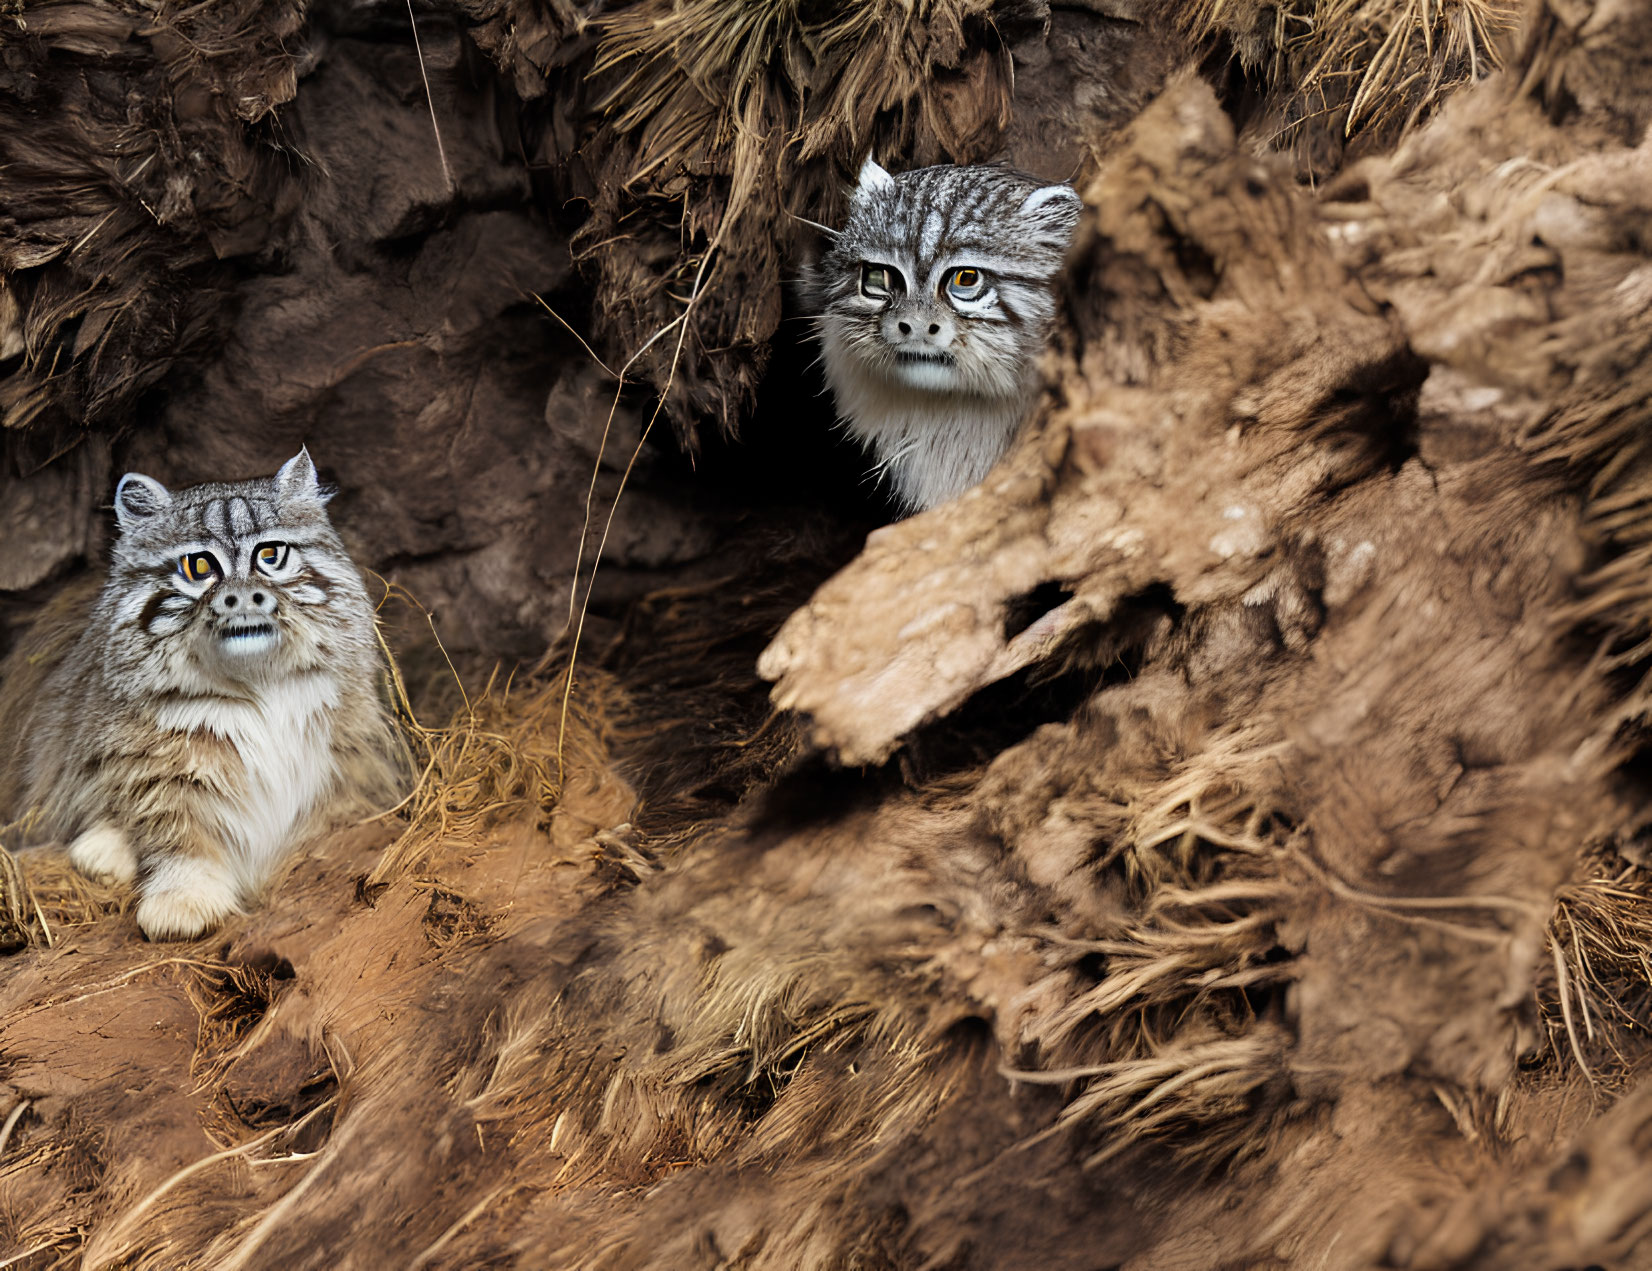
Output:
top-left (178, 551), bottom-right (221, 584)
top-left (253, 542), bottom-right (290, 574)
top-left (860, 263), bottom-right (903, 300)
top-left (945, 266), bottom-right (987, 300)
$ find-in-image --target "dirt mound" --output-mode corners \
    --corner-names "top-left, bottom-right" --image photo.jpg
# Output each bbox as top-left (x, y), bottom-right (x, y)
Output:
top-left (4, 0), bottom-right (1652, 1268)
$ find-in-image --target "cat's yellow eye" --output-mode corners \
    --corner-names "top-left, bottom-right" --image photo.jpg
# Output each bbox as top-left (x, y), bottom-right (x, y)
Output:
top-left (178, 551), bottom-right (221, 584)
top-left (946, 267), bottom-right (986, 300)
top-left (253, 542), bottom-right (290, 574)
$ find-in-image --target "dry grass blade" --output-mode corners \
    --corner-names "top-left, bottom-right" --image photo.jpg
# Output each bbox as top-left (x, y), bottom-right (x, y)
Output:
top-left (83, 1096), bottom-right (340, 1271)
top-left (404, 0), bottom-right (452, 191)
top-left (0, 1101), bottom-right (30, 1164)
top-left (407, 1182), bottom-right (516, 1270)
top-left (555, 235), bottom-right (725, 785)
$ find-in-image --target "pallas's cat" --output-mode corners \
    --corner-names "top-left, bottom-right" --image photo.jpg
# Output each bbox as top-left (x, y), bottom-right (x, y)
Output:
top-left (0, 451), bottom-right (406, 940)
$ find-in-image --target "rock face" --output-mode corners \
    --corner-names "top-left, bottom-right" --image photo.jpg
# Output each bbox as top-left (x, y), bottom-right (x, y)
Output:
top-left (6, 2), bottom-right (1652, 1270)
top-left (1, 4), bottom-right (643, 656)
top-left (0, 0), bottom-right (1180, 653)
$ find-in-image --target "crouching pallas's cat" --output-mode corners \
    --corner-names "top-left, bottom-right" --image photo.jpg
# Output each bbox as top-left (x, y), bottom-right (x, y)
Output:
top-left (0, 450), bottom-right (407, 941)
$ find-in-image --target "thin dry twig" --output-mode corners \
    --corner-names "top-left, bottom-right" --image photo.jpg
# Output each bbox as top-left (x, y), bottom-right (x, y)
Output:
top-left (0, 1099), bottom-right (30, 1162)
top-left (555, 231), bottom-right (726, 783)
top-left (404, 0), bottom-right (453, 191)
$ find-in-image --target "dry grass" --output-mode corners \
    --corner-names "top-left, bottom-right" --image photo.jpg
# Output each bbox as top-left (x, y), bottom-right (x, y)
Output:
top-left (186, 959), bottom-right (290, 1101)
top-left (0, 814), bottom-right (126, 956)
top-left (1185, 0), bottom-right (1518, 142)
top-left (579, 0), bottom-right (1024, 435)
top-left (1003, 1026), bottom-right (1289, 1168)
top-left (984, 729), bottom-right (1301, 1165)
top-left (593, 0), bottom-right (1009, 179)
top-left (366, 600), bottom-right (621, 887)
top-left (1544, 865), bottom-right (1652, 1086)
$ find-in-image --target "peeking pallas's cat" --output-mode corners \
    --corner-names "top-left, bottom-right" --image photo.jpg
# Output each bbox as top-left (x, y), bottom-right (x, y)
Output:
top-left (0, 450), bottom-right (406, 940)
top-left (804, 158), bottom-right (1081, 513)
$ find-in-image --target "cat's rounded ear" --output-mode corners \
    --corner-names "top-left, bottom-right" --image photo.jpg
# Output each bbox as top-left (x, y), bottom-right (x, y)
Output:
top-left (113, 473), bottom-right (173, 530)
top-left (853, 156), bottom-right (896, 203)
top-left (275, 446), bottom-right (330, 503)
top-left (1019, 183), bottom-right (1082, 232)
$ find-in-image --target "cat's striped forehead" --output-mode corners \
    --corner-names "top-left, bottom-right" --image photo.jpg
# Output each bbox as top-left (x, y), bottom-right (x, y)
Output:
top-left (832, 164), bottom-right (1076, 276)
top-left (117, 474), bottom-right (332, 562)
top-left (188, 491), bottom-right (279, 543)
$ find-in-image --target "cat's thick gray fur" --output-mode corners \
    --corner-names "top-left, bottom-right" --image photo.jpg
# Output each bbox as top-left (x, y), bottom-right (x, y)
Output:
top-left (804, 159), bottom-right (1081, 512)
top-left (1, 451), bottom-right (406, 940)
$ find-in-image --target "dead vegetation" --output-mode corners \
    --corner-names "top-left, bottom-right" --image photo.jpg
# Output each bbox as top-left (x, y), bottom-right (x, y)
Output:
top-left (1186, 0), bottom-right (1519, 173)
top-left (1, 0), bottom-right (1651, 1268)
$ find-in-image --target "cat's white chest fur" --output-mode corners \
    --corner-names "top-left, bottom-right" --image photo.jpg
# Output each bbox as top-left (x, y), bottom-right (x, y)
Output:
top-left (823, 346), bottom-right (1030, 511)
top-left (153, 672), bottom-right (342, 892)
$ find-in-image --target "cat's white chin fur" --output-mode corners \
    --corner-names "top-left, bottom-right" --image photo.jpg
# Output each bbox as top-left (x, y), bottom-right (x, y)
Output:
top-left (136, 855), bottom-right (244, 941)
top-left (68, 823), bottom-right (139, 887)
top-left (823, 344), bottom-right (1032, 512)
top-left (890, 359), bottom-right (963, 392)
top-left (217, 628), bottom-right (280, 658)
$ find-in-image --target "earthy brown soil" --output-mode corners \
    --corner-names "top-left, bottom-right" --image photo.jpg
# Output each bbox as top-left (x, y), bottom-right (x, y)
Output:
top-left (4, 1), bottom-right (1652, 1268)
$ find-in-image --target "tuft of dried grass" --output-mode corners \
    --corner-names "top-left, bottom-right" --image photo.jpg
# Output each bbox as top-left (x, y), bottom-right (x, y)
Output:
top-left (593, 0), bottom-right (1018, 177)
top-left (1004, 1026), bottom-right (1289, 1168)
top-left (0, 814), bottom-right (125, 956)
top-left (1185, 0), bottom-right (1518, 154)
top-left (1543, 864), bottom-right (1652, 1087)
top-left (1000, 733), bottom-right (1299, 1164)
top-left (186, 960), bottom-right (288, 1098)
top-left (366, 615), bottom-right (620, 887)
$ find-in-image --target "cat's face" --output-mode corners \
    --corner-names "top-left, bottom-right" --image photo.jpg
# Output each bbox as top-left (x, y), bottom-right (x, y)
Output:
top-left (808, 160), bottom-right (1081, 399)
top-left (106, 450), bottom-right (368, 682)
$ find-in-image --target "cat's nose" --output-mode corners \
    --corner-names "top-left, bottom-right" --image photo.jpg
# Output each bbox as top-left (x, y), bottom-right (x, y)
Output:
top-left (887, 310), bottom-right (952, 345)
top-left (212, 586), bottom-right (278, 617)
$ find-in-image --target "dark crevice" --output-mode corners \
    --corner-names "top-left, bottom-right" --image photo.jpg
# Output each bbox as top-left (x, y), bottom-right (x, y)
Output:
top-left (900, 581), bottom-right (1184, 786)
top-left (1004, 579), bottom-right (1075, 640)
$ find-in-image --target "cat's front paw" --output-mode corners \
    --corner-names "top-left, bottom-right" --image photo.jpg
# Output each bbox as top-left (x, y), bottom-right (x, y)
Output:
top-left (134, 856), bottom-right (243, 941)
top-left (68, 824), bottom-right (139, 887)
